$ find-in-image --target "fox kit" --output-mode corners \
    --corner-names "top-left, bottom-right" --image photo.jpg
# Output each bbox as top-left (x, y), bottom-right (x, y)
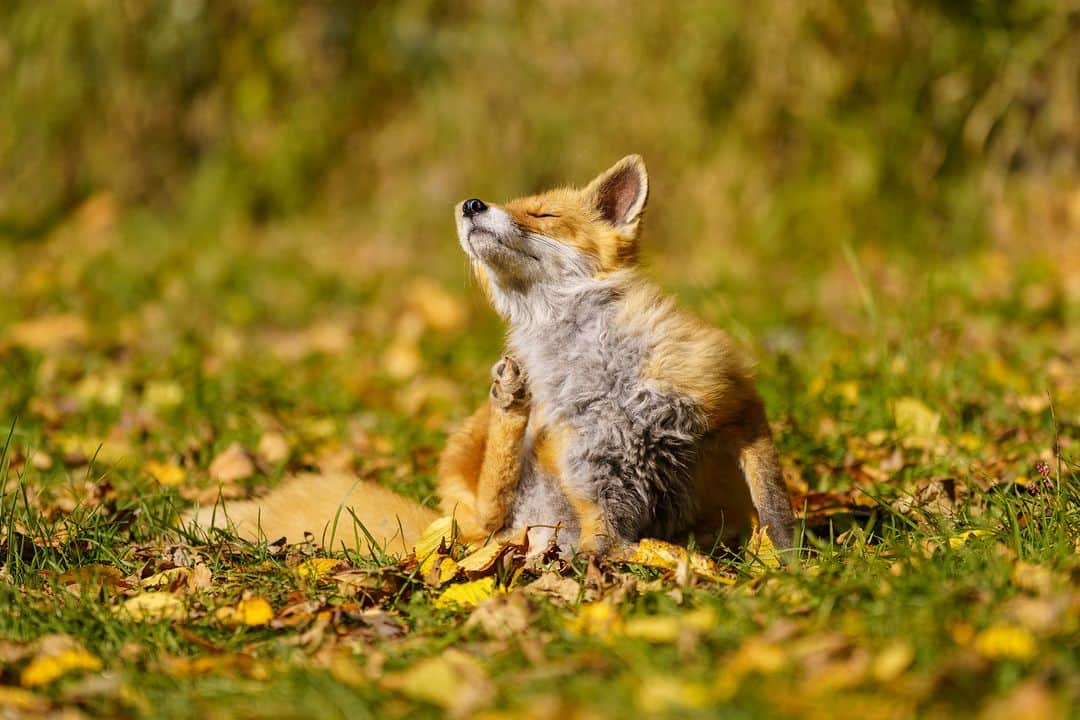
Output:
top-left (438, 155), bottom-right (794, 554)
top-left (189, 156), bottom-right (794, 556)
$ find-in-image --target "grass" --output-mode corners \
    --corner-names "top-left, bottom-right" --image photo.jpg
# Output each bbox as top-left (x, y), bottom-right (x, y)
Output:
top-left (0, 3), bottom-right (1077, 717)
top-left (0, 178), bottom-right (1076, 719)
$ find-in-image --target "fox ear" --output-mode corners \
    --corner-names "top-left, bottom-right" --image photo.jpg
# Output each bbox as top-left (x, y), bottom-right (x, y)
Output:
top-left (585, 155), bottom-right (649, 237)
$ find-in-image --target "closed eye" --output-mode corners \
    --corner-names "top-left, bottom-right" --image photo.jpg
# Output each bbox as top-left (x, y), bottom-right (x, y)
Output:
top-left (527, 212), bottom-right (560, 218)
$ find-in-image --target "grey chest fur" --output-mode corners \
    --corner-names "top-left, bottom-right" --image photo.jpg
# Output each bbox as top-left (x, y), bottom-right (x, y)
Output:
top-left (508, 287), bottom-right (706, 545)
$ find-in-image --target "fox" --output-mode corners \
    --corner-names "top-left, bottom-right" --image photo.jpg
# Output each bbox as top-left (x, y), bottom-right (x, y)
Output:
top-left (188, 156), bottom-right (795, 557)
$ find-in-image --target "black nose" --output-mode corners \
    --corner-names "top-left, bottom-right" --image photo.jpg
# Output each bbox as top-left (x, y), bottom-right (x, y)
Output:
top-left (462, 198), bottom-right (487, 217)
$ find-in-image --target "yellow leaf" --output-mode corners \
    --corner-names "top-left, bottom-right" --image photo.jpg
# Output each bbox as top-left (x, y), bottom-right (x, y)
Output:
top-left (116, 592), bottom-right (186, 622)
top-left (421, 554), bottom-right (460, 587)
top-left (434, 577), bottom-right (499, 609)
top-left (143, 380), bottom-right (183, 410)
top-left (21, 649), bottom-right (103, 687)
top-left (296, 558), bottom-right (343, 581)
top-left (566, 601), bottom-right (622, 637)
top-left (0, 686), bottom-right (48, 711)
top-left (974, 625), bottom-right (1036, 661)
top-left (948, 529), bottom-right (994, 550)
top-left (139, 567), bottom-right (190, 590)
top-left (145, 460), bottom-right (185, 487)
top-left (622, 538), bottom-right (735, 583)
top-left (622, 608), bottom-right (716, 643)
top-left (381, 648), bottom-right (493, 715)
top-left (636, 677), bottom-right (709, 713)
top-left (892, 397), bottom-right (941, 441)
top-left (216, 597), bottom-right (274, 626)
top-left (413, 516), bottom-right (456, 559)
top-left (871, 641), bottom-right (914, 682)
top-left (834, 380), bottom-right (860, 406)
top-left (746, 526), bottom-right (782, 570)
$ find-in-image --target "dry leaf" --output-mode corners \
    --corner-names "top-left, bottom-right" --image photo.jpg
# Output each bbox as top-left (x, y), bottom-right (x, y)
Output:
top-left (21, 649), bottom-right (102, 688)
top-left (208, 443), bottom-right (255, 483)
top-left (464, 592), bottom-right (531, 639)
top-left (871, 641), bottom-right (914, 682)
top-left (622, 607), bottom-right (717, 643)
top-left (892, 397), bottom-right (941, 448)
top-left (621, 538), bottom-right (736, 583)
top-left (257, 431), bottom-right (290, 464)
top-left (0, 686), bottom-right (49, 712)
top-left (948, 529), bottom-right (994, 550)
top-left (405, 279), bottom-right (467, 332)
top-left (434, 577), bottom-right (500, 609)
top-left (523, 573), bottom-right (582, 605)
top-left (974, 625), bottom-right (1036, 661)
top-left (296, 558), bottom-right (344, 581)
top-left (413, 517), bottom-right (456, 559)
top-left (636, 677), bottom-right (710, 713)
top-left (116, 592), bottom-right (186, 622)
top-left (381, 648), bottom-right (494, 718)
top-left (139, 567), bottom-right (191, 591)
top-left (746, 526), bottom-right (782, 570)
top-left (216, 597), bottom-right (274, 627)
top-left (145, 460), bottom-right (185, 487)
top-left (8, 314), bottom-right (88, 351)
top-left (566, 601), bottom-right (622, 636)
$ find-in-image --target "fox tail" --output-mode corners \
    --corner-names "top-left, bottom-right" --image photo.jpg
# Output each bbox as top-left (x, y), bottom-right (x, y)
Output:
top-left (182, 473), bottom-right (439, 557)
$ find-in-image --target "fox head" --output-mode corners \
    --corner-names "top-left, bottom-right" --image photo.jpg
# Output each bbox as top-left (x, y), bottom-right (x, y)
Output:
top-left (455, 155), bottom-right (649, 319)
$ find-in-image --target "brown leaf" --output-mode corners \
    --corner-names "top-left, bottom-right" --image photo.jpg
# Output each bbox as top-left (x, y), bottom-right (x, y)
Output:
top-left (208, 443), bottom-right (255, 483)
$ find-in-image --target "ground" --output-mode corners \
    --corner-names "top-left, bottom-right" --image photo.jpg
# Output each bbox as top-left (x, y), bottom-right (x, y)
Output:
top-left (0, 173), bottom-right (1076, 720)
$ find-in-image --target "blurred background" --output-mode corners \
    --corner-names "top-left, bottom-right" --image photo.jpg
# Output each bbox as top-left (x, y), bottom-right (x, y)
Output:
top-left (0, 0), bottom-right (1077, 501)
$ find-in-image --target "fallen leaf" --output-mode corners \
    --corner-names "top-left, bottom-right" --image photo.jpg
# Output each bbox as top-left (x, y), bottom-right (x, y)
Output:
top-left (139, 567), bottom-right (191, 591)
top-left (464, 592), bottom-right (531, 639)
top-left (145, 460), bottom-right (185, 487)
top-left (522, 573), bottom-right (582, 605)
top-left (208, 443), bottom-right (255, 483)
top-left (892, 397), bottom-right (941, 448)
top-left (21, 648), bottom-right (103, 687)
top-left (257, 431), bottom-right (290, 464)
top-left (434, 577), bottom-right (500, 609)
top-left (116, 592), bottom-right (186, 622)
top-left (0, 686), bottom-right (48, 712)
top-left (566, 601), bottom-right (622, 636)
top-left (405, 279), bottom-right (467, 332)
top-left (636, 677), bottom-right (710, 713)
top-left (296, 558), bottom-right (344, 581)
top-left (622, 607), bottom-right (717, 643)
top-left (974, 624), bottom-right (1036, 661)
top-left (871, 641), bottom-right (914, 682)
top-left (621, 538), bottom-right (735, 583)
top-left (143, 381), bottom-right (183, 410)
top-left (948, 529), bottom-right (994, 550)
top-left (413, 516), bottom-right (456, 559)
top-left (216, 597), bottom-right (274, 626)
top-left (8, 314), bottom-right (88, 351)
top-left (746, 526), bottom-right (782, 570)
top-left (381, 648), bottom-right (494, 718)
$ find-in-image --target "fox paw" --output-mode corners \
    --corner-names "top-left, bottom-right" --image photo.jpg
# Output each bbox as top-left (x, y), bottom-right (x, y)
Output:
top-left (491, 356), bottom-right (529, 410)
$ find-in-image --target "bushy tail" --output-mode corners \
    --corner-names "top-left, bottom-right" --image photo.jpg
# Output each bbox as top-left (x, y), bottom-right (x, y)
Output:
top-left (183, 473), bottom-right (438, 557)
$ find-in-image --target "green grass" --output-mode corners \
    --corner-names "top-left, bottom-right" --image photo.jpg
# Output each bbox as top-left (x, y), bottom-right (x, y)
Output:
top-left (0, 191), bottom-right (1076, 718)
top-left (1, 2), bottom-right (1078, 717)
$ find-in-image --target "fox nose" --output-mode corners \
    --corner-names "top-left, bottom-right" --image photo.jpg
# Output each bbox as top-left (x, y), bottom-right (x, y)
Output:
top-left (462, 198), bottom-right (488, 217)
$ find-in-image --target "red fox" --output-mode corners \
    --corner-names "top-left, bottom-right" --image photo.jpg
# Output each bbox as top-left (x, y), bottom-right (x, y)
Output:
top-left (189, 156), bottom-right (795, 557)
